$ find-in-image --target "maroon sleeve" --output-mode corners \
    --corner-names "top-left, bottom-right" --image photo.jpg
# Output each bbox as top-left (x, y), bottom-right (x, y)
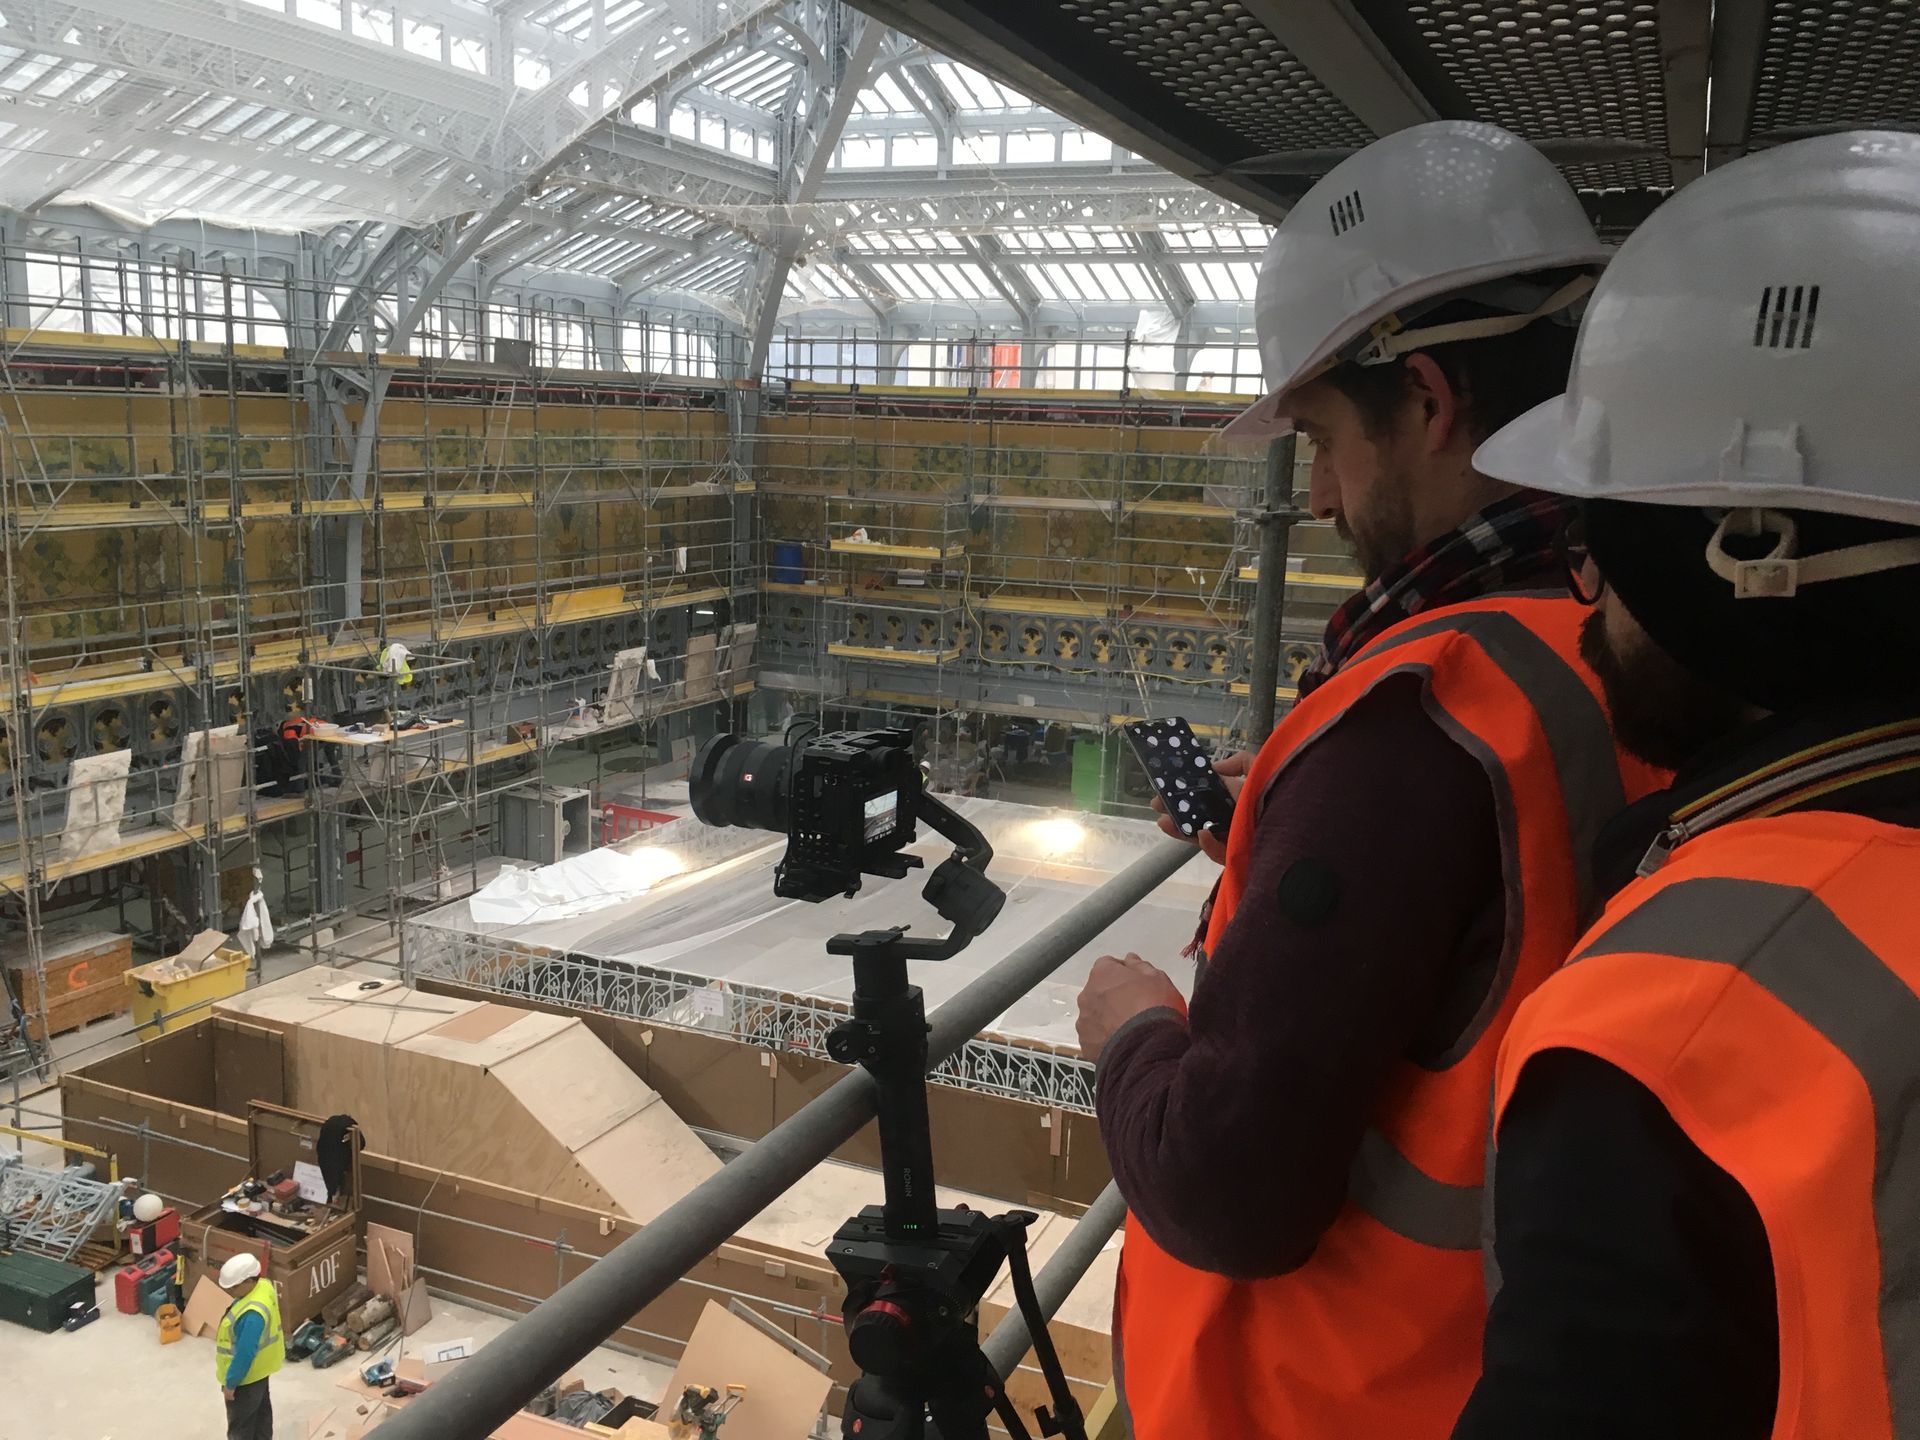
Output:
top-left (1095, 673), bottom-right (1505, 1279)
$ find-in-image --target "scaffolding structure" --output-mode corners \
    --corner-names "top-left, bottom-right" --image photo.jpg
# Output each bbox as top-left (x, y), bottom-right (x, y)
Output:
top-left (753, 373), bottom-right (1353, 808)
top-left (0, 247), bottom-right (1344, 1067)
top-left (0, 246), bottom-right (759, 1059)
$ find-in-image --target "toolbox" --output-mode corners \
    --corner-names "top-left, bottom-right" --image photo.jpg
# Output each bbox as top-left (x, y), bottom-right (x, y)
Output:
top-left (129, 1206), bottom-right (180, 1257)
top-left (0, 1251), bottom-right (97, 1334)
top-left (137, 1263), bottom-right (177, 1316)
top-left (114, 1247), bottom-right (174, 1315)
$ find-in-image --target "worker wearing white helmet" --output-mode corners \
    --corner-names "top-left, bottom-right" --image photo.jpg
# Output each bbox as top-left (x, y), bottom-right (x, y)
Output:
top-left (1076, 122), bottom-right (1661, 1439)
top-left (1454, 131), bottom-right (1920, 1440)
top-left (215, 1251), bottom-right (284, 1439)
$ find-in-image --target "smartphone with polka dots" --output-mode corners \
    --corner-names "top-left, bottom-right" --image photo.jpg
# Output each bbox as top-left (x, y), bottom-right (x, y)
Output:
top-left (1122, 718), bottom-right (1235, 841)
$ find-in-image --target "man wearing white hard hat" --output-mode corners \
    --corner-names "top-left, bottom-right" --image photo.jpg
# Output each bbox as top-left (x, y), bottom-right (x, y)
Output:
top-left (1074, 121), bottom-right (1661, 1438)
top-left (214, 1252), bottom-right (284, 1439)
top-left (1451, 131), bottom-right (1920, 1440)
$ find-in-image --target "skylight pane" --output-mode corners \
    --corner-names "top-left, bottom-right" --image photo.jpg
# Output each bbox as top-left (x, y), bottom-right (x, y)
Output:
top-left (450, 36), bottom-right (487, 73)
top-left (1061, 131), bottom-right (1112, 163)
top-left (1005, 131), bottom-right (1054, 164)
top-left (891, 134), bottom-right (935, 167)
top-left (402, 19), bottom-right (440, 59)
top-left (72, 69), bottom-right (124, 105)
top-left (1179, 264), bottom-right (1217, 300)
top-left (350, 3), bottom-right (391, 44)
top-left (954, 133), bottom-right (999, 165)
top-left (915, 263), bottom-right (958, 299)
top-left (871, 75), bottom-right (913, 114)
top-left (515, 50), bottom-right (553, 91)
top-left (2, 56), bottom-right (54, 92)
top-left (36, 61), bottom-right (92, 100)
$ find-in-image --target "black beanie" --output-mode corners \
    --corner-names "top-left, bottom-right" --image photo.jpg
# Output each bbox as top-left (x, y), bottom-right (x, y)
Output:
top-left (1585, 497), bottom-right (1920, 714)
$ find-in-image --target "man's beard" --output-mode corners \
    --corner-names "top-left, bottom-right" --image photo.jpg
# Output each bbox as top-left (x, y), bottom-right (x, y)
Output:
top-left (1338, 485), bottom-right (1418, 584)
top-left (1579, 608), bottom-right (1749, 771)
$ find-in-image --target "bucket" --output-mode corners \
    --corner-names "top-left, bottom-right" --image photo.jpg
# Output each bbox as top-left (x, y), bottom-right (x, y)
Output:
top-left (156, 1303), bottom-right (182, 1344)
top-left (771, 541), bottom-right (805, 586)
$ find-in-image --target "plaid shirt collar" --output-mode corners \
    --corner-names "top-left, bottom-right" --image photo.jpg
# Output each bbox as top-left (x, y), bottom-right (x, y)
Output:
top-left (1300, 492), bottom-right (1577, 696)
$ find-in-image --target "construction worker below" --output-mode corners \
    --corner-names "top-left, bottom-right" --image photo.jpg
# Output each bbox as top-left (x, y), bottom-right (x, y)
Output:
top-left (215, 1252), bottom-right (285, 1440)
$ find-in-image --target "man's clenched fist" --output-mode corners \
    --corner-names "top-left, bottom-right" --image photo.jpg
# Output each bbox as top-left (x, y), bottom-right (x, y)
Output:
top-left (1076, 952), bottom-right (1184, 1062)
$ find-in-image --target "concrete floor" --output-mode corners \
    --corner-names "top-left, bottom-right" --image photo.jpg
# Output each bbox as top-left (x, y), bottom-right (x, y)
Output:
top-left (0, 1276), bottom-right (673, 1439)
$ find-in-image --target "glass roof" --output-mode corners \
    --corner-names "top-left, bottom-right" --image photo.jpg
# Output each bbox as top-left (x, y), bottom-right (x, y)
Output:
top-left (0, 0), bottom-right (1266, 335)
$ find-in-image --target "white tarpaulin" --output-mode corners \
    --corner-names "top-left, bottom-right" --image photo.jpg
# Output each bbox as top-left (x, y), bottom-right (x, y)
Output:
top-left (468, 845), bottom-right (693, 926)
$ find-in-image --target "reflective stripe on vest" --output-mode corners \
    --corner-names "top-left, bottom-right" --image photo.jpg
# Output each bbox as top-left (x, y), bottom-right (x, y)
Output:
top-left (1348, 1127), bottom-right (1482, 1252)
top-left (1357, 607), bottom-right (1625, 926)
top-left (1322, 609), bottom-right (1625, 1248)
top-left (1571, 872), bottom-right (1920, 1428)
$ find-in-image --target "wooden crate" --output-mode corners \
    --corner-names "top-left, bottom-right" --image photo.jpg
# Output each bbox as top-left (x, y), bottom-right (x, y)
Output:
top-left (4, 928), bottom-right (133, 1040)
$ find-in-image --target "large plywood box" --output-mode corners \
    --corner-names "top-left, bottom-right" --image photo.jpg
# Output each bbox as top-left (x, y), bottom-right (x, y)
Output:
top-left (235, 978), bottom-right (720, 1220)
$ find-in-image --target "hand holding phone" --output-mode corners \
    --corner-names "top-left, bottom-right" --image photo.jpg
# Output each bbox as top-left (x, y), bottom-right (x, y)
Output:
top-left (1123, 718), bottom-right (1236, 845)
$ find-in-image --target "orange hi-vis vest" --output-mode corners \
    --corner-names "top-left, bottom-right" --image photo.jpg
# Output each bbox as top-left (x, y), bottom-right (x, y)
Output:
top-left (1118, 592), bottom-right (1662, 1439)
top-left (1496, 808), bottom-right (1920, 1439)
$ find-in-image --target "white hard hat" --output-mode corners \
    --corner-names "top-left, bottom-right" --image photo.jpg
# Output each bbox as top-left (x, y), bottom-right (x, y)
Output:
top-left (132, 1193), bottom-right (165, 1224)
top-left (1477, 130), bottom-right (1920, 592)
top-left (1227, 121), bottom-right (1609, 440)
top-left (219, 1253), bottom-right (262, 1289)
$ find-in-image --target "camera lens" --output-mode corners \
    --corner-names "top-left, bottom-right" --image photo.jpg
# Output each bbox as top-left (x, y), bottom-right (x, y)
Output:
top-left (690, 732), bottom-right (794, 833)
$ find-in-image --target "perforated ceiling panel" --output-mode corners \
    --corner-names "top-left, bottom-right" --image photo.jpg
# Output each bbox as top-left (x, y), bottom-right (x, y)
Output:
top-left (1399, 0), bottom-right (1671, 189)
top-left (1063, 0), bottom-right (1377, 154)
top-left (1749, 1), bottom-right (1920, 138)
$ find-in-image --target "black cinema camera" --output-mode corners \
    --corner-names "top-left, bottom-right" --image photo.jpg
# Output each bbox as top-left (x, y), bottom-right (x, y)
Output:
top-left (690, 726), bottom-right (925, 904)
top-left (687, 722), bottom-right (1082, 1440)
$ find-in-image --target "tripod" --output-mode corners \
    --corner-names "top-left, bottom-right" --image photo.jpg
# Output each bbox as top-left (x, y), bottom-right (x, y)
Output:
top-left (822, 795), bottom-right (1087, 1440)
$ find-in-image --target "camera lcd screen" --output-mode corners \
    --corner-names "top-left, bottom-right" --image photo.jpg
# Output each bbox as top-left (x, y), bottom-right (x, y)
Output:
top-left (863, 790), bottom-right (899, 842)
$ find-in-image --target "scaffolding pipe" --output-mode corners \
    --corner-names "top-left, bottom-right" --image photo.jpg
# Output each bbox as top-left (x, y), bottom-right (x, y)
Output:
top-left (980, 1179), bottom-right (1126, 1380)
top-left (1246, 434), bottom-right (1300, 746)
top-left (372, 839), bottom-right (1197, 1440)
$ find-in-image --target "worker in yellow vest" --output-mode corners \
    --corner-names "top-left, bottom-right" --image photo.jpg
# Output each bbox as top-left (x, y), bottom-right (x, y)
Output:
top-left (214, 1253), bottom-right (284, 1440)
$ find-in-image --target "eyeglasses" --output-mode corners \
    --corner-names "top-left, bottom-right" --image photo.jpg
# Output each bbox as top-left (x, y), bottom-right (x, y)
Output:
top-left (1555, 510), bottom-right (1605, 606)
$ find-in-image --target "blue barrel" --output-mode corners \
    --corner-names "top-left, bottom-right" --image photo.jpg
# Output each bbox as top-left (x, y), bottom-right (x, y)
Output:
top-left (772, 541), bottom-right (805, 586)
